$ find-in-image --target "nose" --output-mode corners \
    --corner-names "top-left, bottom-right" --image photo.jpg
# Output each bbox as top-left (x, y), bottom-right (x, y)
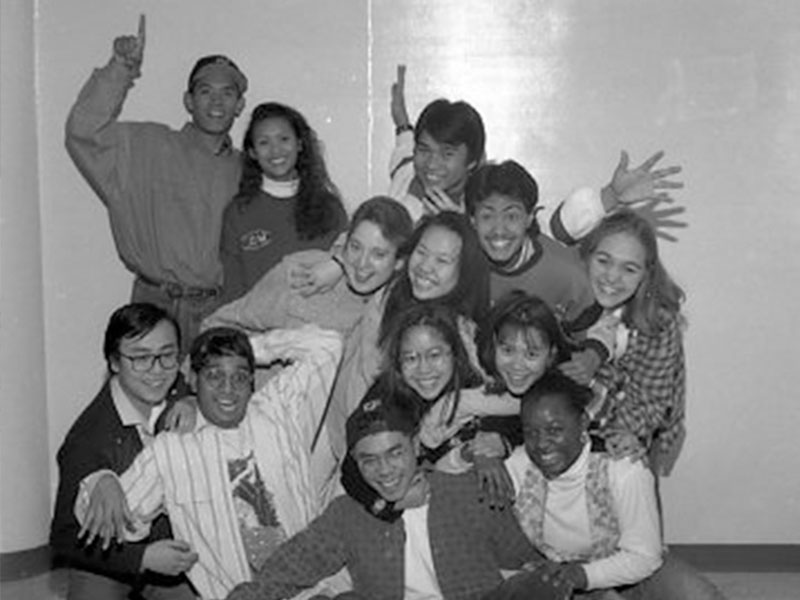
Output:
top-left (376, 456), bottom-right (393, 477)
top-left (355, 250), bottom-right (370, 270)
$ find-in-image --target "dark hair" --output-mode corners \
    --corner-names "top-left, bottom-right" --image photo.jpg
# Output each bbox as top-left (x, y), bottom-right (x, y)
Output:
top-left (477, 291), bottom-right (574, 393)
top-left (580, 209), bottom-right (685, 335)
top-left (104, 303), bottom-right (180, 368)
top-left (521, 371), bottom-right (593, 422)
top-left (464, 160), bottom-right (541, 236)
top-left (235, 102), bottom-right (344, 240)
top-left (380, 211), bottom-right (490, 341)
top-left (189, 327), bottom-right (255, 374)
top-left (187, 54), bottom-right (248, 95)
top-left (348, 196), bottom-right (414, 253)
top-left (379, 303), bottom-right (482, 425)
top-left (415, 99), bottom-right (486, 165)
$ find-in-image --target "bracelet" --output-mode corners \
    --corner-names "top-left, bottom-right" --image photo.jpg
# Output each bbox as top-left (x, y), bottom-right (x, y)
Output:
top-left (395, 123), bottom-right (413, 135)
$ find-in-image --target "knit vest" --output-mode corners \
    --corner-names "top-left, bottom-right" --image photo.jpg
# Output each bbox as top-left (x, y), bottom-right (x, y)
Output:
top-left (514, 453), bottom-right (621, 561)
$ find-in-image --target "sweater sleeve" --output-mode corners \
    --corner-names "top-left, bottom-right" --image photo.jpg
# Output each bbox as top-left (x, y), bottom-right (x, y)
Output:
top-left (219, 201), bottom-right (249, 304)
top-left (548, 187), bottom-right (606, 245)
top-left (581, 459), bottom-right (663, 590)
top-left (596, 314), bottom-right (686, 472)
top-left (51, 434), bottom-right (148, 579)
top-left (64, 61), bottom-right (140, 209)
top-left (227, 502), bottom-right (349, 600)
top-left (205, 258), bottom-right (294, 334)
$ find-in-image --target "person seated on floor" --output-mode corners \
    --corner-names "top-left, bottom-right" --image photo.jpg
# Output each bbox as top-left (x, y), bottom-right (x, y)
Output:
top-left (74, 325), bottom-right (344, 600)
top-left (505, 371), bottom-right (727, 599)
top-left (226, 391), bottom-right (567, 600)
top-left (205, 196), bottom-right (413, 338)
top-left (50, 303), bottom-right (196, 600)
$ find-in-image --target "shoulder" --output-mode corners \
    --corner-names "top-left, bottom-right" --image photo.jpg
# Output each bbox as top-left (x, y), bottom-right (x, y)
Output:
top-left (535, 234), bottom-right (584, 268)
top-left (601, 454), bottom-right (654, 488)
top-left (57, 384), bottom-right (123, 461)
top-left (430, 470), bottom-right (480, 502)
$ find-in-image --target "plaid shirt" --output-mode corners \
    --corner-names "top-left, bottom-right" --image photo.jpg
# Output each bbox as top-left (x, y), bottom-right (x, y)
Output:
top-left (227, 471), bottom-right (542, 600)
top-left (595, 311), bottom-right (686, 474)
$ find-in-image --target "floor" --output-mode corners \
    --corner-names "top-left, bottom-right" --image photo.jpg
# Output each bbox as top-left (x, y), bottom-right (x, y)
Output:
top-left (1, 570), bottom-right (799, 600)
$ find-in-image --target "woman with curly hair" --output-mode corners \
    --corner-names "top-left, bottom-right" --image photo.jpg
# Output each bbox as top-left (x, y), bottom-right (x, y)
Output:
top-left (219, 102), bottom-right (347, 303)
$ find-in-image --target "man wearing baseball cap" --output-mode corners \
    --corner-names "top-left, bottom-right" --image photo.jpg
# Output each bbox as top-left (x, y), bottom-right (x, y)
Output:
top-left (227, 389), bottom-right (565, 600)
top-left (66, 14), bottom-right (248, 353)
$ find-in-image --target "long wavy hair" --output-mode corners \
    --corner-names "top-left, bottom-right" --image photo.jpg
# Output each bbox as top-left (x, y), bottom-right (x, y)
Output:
top-left (580, 209), bottom-right (685, 335)
top-left (379, 211), bottom-right (490, 343)
top-left (235, 102), bottom-right (344, 240)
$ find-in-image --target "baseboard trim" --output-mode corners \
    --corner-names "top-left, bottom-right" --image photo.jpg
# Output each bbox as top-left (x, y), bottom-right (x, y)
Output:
top-left (1, 543), bottom-right (797, 581)
top-left (670, 544), bottom-right (800, 572)
top-left (0, 545), bottom-right (51, 582)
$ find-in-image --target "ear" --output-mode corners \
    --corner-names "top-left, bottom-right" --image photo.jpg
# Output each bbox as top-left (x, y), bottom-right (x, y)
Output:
top-left (183, 91), bottom-right (194, 115)
top-left (109, 356), bottom-right (121, 375)
top-left (524, 211), bottom-right (535, 230)
top-left (579, 410), bottom-right (591, 433)
top-left (234, 95), bottom-right (245, 117)
top-left (393, 257), bottom-right (406, 273)
top-left (187, 370), bottom-right (198, 394)
top-left (546, 345), bottom-right (558, 367)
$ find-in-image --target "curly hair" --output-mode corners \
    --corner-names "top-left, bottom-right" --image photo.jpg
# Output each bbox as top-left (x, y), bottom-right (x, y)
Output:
top-left (235, 102), bottom-right (344, 240)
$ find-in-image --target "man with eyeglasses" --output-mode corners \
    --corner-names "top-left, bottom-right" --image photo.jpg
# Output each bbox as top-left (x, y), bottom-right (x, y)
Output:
top-left (73, 325), bottom-right (345, 599)
top-left (51, 303), bottom-right (197, 600)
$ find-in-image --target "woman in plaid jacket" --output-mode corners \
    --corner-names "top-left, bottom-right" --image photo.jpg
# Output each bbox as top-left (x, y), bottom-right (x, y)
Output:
top-left (565, 209), bottom-right (686, 475)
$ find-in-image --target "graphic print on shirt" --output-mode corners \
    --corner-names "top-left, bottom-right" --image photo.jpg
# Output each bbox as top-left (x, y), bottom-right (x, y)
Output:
top-left (228, 453), bottom-right (286, 571)
top-left (240, 229), bottom-right (272, 252)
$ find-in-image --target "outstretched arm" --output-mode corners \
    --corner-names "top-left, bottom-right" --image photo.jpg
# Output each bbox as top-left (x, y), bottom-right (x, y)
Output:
top-left (550, 150), bottom-right (685, 244)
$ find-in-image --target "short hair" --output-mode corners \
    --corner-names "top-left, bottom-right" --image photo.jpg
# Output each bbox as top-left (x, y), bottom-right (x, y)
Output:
top-left (415, 99), bottom-right (486, 165)
top-left (477, 291), bottom-right (573, 388)
top-left (349, 196), bottom-right (414, 254)
top-left (520, 371), bottom-right (593, 422)
top-left (189, 327), bottom-right (255, 374)
top-left (103, 303), bottom-right (179, 367)
top-left (579, 209), bottom-right (685, 335)
top-left (187, 55), bottom-right (248, 95)
top-left (465, 161), bottom-right (541, 231)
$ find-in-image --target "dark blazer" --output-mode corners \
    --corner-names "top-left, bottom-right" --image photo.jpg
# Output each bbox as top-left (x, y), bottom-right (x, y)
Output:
top-left (50, 379), bottom-right (175, 583)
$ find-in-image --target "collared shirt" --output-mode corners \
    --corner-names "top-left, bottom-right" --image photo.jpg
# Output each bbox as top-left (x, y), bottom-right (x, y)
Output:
top-left (66, 61), bottom-right (242, 287)
top-left (109, 376), bottom-right (166, 446)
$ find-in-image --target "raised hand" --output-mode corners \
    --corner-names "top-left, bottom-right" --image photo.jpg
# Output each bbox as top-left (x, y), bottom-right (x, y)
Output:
top-left (607, 150), bottom-right (683, 207)
top-left (112, 14), bottom-right (146, 78)
top-left (141, 539), bottom-right (198, 576)
top-left (421, 186), bottom-right (464, 214)
top-left (391, 64), bottom-right (411, 129)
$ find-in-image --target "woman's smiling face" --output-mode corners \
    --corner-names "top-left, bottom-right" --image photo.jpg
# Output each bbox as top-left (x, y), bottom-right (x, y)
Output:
top-left (408, 225), bottom-right (462, 301)
top-left (399, 324), bottom-right (454, 401)
top-left (588, 231), bottom-right (647, 310)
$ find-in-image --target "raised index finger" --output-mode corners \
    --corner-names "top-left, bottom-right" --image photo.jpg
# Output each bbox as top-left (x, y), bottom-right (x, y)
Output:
top-left (136, 14), bottom-right (146, 53)
top-left (396, 64), bottom-right (406, 88)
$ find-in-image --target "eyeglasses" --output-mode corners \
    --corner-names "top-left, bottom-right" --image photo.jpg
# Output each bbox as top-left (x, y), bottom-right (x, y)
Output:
top-left (400, 347), bottom-right (452, 371)
top-left (118, 351), bottom-right (180, 373)
top-left (201, 367), bottom-right (253, 391)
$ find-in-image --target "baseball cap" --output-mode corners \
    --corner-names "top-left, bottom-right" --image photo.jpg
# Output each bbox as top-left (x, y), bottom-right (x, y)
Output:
top-left (346, 396), bottom-right (416, 451)
top-left (188, 55), bottom-right (248, 95)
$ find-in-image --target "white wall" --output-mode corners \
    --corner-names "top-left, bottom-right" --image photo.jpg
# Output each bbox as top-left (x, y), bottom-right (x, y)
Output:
top-left (23, 0), bottom-right (800, 548)
top-left (0, 0), bottom-right (52, 552)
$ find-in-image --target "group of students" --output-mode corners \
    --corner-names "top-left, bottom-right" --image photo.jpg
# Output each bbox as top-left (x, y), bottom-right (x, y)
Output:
top-left (51, 15), bottom-right (726, 600)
